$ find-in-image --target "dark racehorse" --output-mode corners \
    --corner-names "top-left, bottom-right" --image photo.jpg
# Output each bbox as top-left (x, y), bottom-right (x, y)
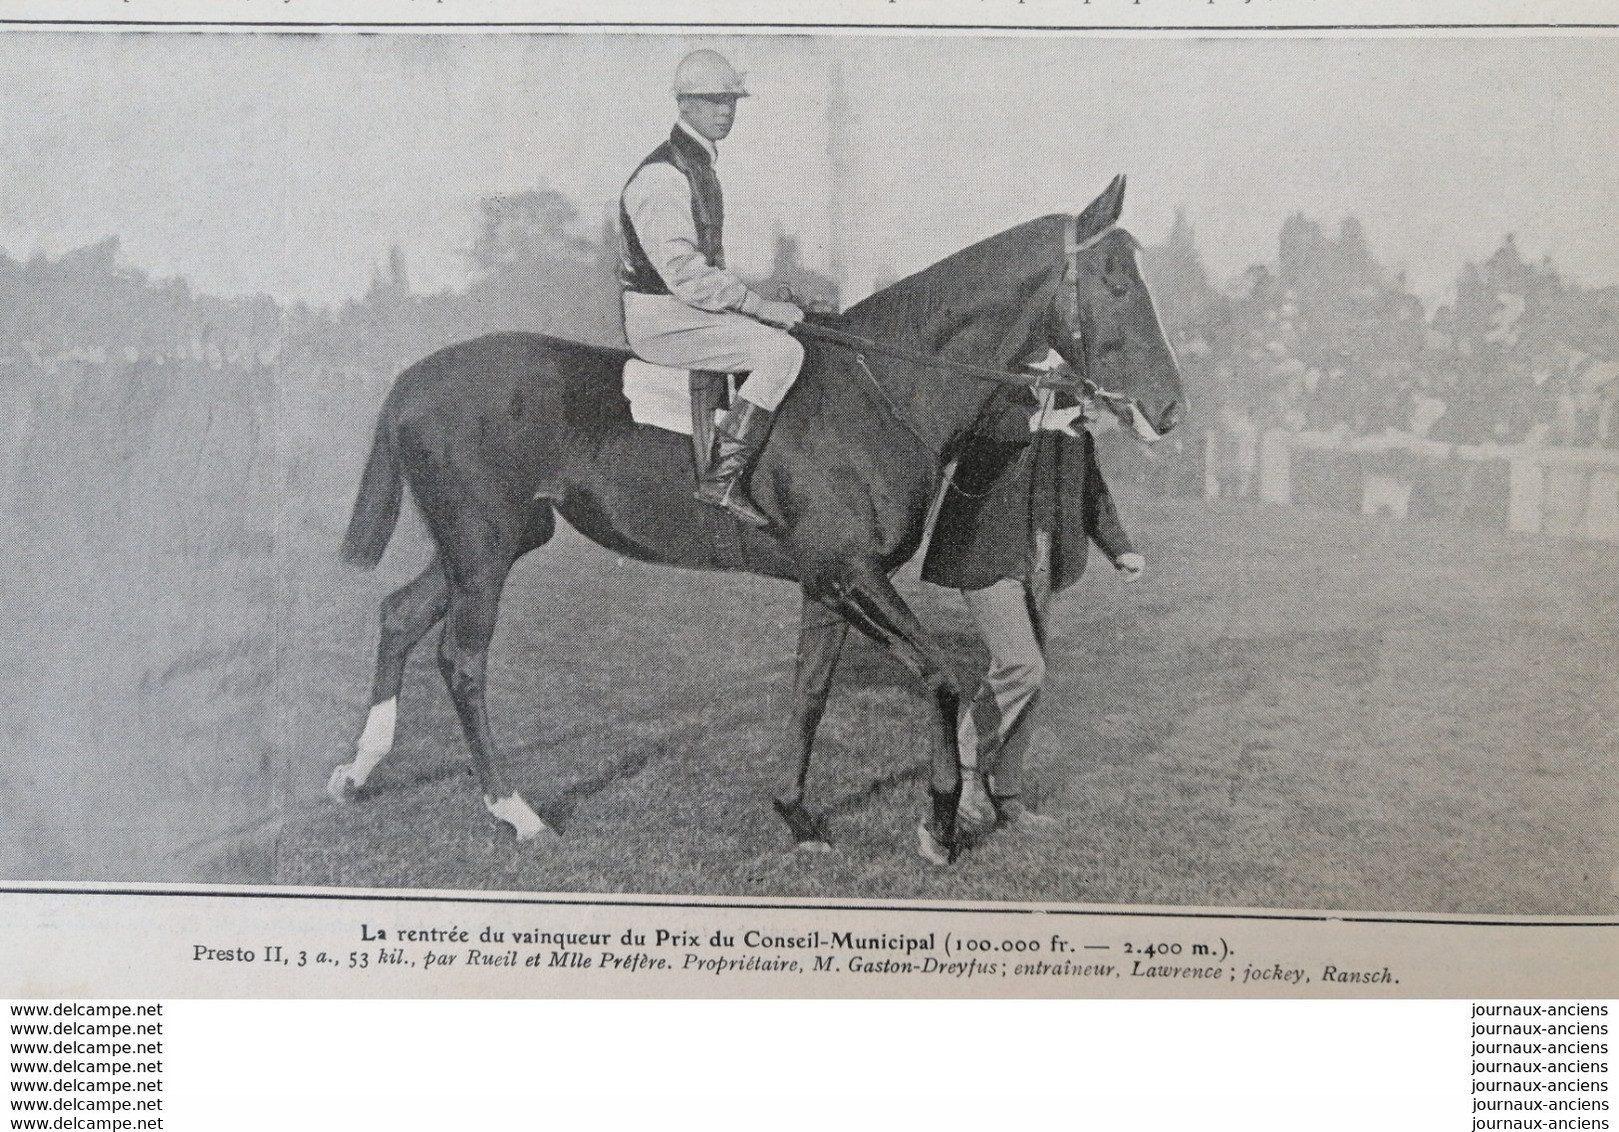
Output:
top-left (329, 175), bottom-right (1184, 857)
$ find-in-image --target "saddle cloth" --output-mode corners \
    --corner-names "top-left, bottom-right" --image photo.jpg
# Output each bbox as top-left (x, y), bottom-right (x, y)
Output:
top-left (623, 358), bottom-right (737, 436)
top-left (623, 358), bottom-right (693, 434)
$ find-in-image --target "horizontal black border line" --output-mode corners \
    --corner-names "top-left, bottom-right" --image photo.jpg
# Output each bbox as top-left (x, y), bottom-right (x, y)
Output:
top-left (2, 884), bottom-right (1615, 929)
top-left (0, 21), bottom-right (1617, 31)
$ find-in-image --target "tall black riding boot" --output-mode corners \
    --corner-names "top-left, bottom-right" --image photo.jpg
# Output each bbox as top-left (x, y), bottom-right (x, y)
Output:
top-left (696, 399), bottom-right (774, 528)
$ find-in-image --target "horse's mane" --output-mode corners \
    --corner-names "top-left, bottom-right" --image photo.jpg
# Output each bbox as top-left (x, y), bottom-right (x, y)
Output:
top-left (837, 214), bottom-right (1068, 352)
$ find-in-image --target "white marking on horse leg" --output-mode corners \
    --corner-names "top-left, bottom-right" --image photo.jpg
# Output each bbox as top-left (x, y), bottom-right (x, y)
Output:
top-left (354, 697), bottom-right (398, 769)
top-left (485, 793), bottom-right (552, 842)
top-left (326, 697), bottom-right (397, 803)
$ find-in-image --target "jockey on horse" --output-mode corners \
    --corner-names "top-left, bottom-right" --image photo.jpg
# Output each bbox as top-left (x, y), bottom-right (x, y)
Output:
top-left (619, 49), bottom-right (806, 528)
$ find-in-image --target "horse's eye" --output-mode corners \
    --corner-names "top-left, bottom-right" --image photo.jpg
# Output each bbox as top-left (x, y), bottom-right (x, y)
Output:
top-left (1101, 255), bottom-right (1131, 295)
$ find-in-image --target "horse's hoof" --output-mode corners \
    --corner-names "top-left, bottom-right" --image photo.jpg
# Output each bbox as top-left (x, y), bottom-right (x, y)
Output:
top-left (916, 821), bottom-right (954, 867)
top-left (773, 798), bottom-right (830, 850)
top-left (326, 765), bottom-right (362, 804)
top-left (486, 793), bottom-right (553, 842)
top-left (516, 823), bottom-right (560, 845)
top-left (995, 798), bottom-right (1060, 837)
top-left (956, 772), bottom-right (997, 837)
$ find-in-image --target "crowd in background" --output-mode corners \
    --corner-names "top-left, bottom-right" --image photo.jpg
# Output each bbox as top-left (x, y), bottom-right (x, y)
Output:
top-left (1144, 212), bottom-right (1619, 453)
top-left (3, 189), bottom-right (1618, 530)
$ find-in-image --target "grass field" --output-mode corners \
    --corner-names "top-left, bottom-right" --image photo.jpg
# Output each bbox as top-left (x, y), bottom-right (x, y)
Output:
top-left (0, 354), bottom-right (1609, 911)
top-left (272, 497), bottom-right (1619, 915)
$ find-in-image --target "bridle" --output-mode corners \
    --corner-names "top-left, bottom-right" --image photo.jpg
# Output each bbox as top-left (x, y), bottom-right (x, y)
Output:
top-left (788, 214), bottom-right (1159, 444)
top-left (1059, 215), bottom-right (1161, 442)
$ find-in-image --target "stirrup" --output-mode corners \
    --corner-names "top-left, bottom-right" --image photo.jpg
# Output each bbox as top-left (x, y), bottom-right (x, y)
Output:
top-left (695, 479), bottom-right (771, 528)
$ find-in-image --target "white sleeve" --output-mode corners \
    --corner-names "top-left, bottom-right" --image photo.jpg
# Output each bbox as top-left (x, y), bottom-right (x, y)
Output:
top-left (622, 164), bottom-right (764, 315)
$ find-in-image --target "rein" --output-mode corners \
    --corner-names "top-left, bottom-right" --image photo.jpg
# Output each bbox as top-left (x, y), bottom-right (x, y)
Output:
top-left (791, 320), bottom-right (1078, 395)
top-left (793, 218), bottom-right (1147, 440)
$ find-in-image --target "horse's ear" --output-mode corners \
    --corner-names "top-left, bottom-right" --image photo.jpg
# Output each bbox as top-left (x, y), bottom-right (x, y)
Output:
top-left (1075, 174), bottom-right (1127, 243)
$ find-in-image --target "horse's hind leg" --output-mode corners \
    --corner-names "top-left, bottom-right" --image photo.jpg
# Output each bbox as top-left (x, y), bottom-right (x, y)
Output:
top-left (773, 594), bottom-right (848, 851)
top-left (438, 556), bottom-right (550, 841)
top-left (437, 501), bottom-right (558, 841)
top-left (328, 558), bottom-right (450, 802)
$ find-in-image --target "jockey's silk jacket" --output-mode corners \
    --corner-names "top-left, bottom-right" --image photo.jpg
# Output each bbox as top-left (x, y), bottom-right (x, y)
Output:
top-left (618, 123), bottom-right (763, 316)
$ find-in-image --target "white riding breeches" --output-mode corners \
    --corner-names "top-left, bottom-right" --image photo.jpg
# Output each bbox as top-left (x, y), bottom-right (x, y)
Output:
top-left (623, 292), bottom-right (805, 412)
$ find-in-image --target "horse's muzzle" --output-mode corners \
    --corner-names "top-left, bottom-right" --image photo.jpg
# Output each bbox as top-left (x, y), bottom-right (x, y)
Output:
top-left (1121, 398), bottom-right (1181, 444)
top-left (1156, 399), bottom-right (1185, 435)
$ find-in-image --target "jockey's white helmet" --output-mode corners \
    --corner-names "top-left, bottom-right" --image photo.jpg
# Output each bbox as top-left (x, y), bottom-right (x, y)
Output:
top-left (673, 50), bottom-right (750, 98)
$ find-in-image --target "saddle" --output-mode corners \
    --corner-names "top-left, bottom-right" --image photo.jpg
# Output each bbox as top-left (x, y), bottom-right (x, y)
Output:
top-left (621, 359), bottom-right (736, 473)
top-left (621, 358), bottom-right (751, 570)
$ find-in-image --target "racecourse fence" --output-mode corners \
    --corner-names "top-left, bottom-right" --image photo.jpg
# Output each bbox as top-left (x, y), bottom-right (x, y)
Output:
top-left (1195, 426), bottom-right (1619, 542)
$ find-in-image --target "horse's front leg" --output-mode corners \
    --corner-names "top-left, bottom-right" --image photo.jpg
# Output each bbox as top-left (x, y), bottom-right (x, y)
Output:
top-left (825, 562), bottom-right (964, 864)
top-left (773, 593), bottom-right (848, 851)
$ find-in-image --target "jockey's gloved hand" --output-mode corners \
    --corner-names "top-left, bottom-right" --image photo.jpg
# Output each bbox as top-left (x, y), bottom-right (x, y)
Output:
top-left (1030, 402), bottom-right (1088, 437)
top-left (752, 299), bottom-right (805, 329)
top-left (1115, 553), bottom-right (1145, 582)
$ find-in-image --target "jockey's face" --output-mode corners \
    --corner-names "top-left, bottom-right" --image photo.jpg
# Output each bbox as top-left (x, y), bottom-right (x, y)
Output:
top-left (678, 94), bottom-right (740, 143)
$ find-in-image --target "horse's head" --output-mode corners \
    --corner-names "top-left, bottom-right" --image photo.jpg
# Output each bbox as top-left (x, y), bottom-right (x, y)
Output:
top-left (1045, 175), bottom-right (1186, 441)
top-left (836, 184), bottom-right (1184, 452)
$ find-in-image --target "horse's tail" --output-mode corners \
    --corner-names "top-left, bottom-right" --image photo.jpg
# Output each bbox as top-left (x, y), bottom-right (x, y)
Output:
top-left (341, 414), bottom-right (402, 569)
